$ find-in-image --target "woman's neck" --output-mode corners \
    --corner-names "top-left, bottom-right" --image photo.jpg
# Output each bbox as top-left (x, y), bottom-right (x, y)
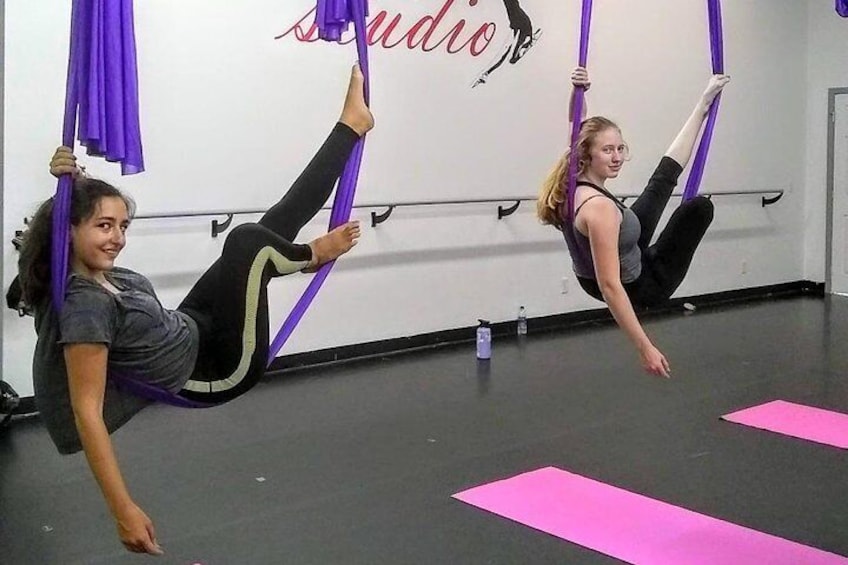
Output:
top-left (578, 171), bottom-right (608, 189)
top-left (70, 259), bottom-right (108, 285)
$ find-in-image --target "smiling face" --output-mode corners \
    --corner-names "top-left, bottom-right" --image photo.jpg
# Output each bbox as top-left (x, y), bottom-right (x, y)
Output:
top-left (70, 196), bottom-right (130, 281)
top-left (585, 127), bottom-right (628, 181)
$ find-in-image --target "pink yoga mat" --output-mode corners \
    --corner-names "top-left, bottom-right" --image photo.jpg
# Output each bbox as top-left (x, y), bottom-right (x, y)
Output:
top-left (722, 400), bottom-right (848, 449)
top-left (453, 467), bottom-right (848, 564)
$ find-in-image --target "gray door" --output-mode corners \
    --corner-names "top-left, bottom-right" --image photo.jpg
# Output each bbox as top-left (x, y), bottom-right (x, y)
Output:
top-left (829, 93), bottom-right (848, 295)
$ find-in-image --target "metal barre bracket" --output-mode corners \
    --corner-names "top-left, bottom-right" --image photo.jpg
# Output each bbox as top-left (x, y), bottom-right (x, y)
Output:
top-left (211, 214), bottom-right (234, 238)
top-left (497, 200), bottom-right (521, 219)
top-left (371, 206), bottom-right (395, 227)
top-left (761, 192), bottom-right (783, 207)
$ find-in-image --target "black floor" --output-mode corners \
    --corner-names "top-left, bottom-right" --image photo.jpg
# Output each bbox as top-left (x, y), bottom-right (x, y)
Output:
top-left (2, 295), bottom-right (847, 564)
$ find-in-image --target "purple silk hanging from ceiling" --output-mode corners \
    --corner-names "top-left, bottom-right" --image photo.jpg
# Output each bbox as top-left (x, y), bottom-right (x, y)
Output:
top-left (119, 1), bottom-right (372, 407)
top-left (564, 0), bottom-right (593, 224)
top-left (682, 0), bottom-right (724, 201)
top-left (51, 0), bottom-right (144, 310)
top-left (267, 0), bottom-right (371, 365)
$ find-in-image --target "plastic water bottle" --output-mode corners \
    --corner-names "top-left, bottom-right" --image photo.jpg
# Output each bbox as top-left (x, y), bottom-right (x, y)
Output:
top-left (476, 319), bottom-right (492, 360)
top-left (517, 306), bottom-right (528, 336)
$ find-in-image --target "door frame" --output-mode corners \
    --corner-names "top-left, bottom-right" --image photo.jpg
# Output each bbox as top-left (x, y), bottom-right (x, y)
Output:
top-left (825, 88), bottom-right (848, 294)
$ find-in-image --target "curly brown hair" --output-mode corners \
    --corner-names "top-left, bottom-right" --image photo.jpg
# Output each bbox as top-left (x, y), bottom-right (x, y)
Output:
top-left (17, 177), bottom-right (136, 306)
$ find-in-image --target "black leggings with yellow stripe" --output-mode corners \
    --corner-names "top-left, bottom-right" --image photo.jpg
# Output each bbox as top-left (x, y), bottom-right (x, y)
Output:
top-left (176, 123), bottom-right (359, 404)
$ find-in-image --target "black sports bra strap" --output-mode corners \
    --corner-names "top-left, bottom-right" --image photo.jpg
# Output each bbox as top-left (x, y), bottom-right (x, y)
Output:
top-left (575, 180), bottom-right (624, 209)
top-left (573, 194), bottom-right (606, 218)
top-left (575, 180), bottom-right (605, 191)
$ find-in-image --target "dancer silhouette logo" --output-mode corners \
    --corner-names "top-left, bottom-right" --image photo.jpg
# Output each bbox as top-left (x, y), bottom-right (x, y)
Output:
top-left (472, 0), bottom-right (542, 88)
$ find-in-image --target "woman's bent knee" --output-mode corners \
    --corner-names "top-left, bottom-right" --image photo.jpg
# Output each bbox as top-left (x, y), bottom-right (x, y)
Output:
top-left (687, 196), bottom-right (714, 223)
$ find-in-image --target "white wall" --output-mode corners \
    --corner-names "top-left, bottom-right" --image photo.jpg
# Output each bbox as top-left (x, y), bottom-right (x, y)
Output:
top-left (3, 0), bottom-right (814, 396)
top-left (804, 1), bottom-right (848, 281)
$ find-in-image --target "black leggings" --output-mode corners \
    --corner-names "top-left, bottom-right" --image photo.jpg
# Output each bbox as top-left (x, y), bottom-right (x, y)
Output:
top-left (176, 123), bottom-right (359, 404)
top-left (579, 157), bottom-right (714, 308)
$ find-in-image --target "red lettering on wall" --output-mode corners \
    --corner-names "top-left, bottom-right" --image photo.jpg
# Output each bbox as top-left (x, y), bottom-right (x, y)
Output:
top-left (276, 1), bottom-right (496, 57)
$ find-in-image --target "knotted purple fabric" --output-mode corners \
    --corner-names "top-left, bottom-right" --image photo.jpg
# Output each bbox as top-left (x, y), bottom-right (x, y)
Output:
top-left (682, 0), bottom-right (724, 201)
top-left (51, 0), bottom-right (144, 310)
top-left (315, 0), bottom-right (370, 41)
top-left (267, 0), bottom-right (370, 364)
top-left (838, 0), bottom-right (848, 17)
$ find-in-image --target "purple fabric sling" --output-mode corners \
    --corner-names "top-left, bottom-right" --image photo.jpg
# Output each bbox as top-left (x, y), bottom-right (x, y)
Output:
top-left (564, 0), bottom-right (593, 224)
top-left (682, 0), bottom-right (724, 201)
top-left (50, 1), bottom-right (187, 406)
top-left (267, 0), bottom-right (371, 364)
top-left (564, 0), bottom-right (723, 214)
top-left (558, 0), bottom-right (592, 267)
top-left (48, 1), bottom-right (371, 408)
top-left (52, 0), bottom-right (144, 310)
top-left (121, 1), bottom-right (372, 406)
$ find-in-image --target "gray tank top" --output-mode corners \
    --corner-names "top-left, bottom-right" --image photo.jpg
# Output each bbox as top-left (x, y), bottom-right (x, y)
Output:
top-left (563, 182), bottom-right (643, 283)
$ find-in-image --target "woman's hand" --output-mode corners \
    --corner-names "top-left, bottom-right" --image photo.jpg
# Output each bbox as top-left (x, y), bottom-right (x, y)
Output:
top-left (639, 343), bottom-right (671, 378)
top-left (571, 66), bottom-right (591, 91)
top-left (49, 146), bottom-right (85, 178)
top-left (115, 502), bottom-right (163, 555)
top-left (701, 74), bottom-right (730, 107)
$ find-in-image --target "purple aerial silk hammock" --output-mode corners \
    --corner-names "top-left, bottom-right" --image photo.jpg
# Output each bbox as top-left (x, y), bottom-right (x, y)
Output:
top-left (838, 0), bottom-right (848, 17)
top-left (48, 1), bottom-right (369, 408)
top-left (682, 0), bottom-right (724, 201)
top-left (558, 0), bottom-right (592, 268)
top-left (564, 0), bottom-right (724, 209)
top-left (119, 1), bottom-right (371, 406)
top-left (51, 0), bottom-right (186, 405)
top-left (266, 0), bottom-right (370, 365)
top-left (52, 0), bottom-right (144, 310)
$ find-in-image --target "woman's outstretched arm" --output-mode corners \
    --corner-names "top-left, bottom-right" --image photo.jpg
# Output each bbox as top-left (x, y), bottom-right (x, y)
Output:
top-left (581, 199), bottom-right (671, 378)
top-left (65, 343), bottom-right (163, 555)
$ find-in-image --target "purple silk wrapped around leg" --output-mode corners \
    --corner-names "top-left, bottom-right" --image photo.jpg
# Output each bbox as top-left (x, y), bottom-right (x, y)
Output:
top-left (108, 373), bottom-right (212, 408)
top-left (51, 0), bottom-right (144, 310)
top-left (267, 0), bottom-right (370, 364)
top-left (682, 0), bottom-right (723, 201)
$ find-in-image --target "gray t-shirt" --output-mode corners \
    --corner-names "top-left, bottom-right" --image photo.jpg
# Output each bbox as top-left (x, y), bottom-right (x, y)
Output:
top-left (33, 267), bottom-right (199, 454)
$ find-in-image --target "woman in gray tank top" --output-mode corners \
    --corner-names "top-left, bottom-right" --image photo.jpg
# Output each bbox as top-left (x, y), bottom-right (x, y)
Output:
top-left (538, 67), bottom-right (730, 379)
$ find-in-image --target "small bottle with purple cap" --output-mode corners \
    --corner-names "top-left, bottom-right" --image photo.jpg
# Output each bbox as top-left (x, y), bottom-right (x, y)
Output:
top-left (477, 320), bottom-right (492, 360)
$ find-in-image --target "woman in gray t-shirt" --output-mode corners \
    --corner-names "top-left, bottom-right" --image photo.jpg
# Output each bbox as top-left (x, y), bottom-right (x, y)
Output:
top-left (538, 67), bottom-right (730, 379)
top-left (16, 65), bottom-right (372, 557)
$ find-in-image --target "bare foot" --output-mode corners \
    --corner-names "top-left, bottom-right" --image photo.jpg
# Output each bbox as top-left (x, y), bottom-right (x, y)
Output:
top-left (339, 64), bottom-right (374, 136)
top-left (304, 221), bottom-right (361, 272)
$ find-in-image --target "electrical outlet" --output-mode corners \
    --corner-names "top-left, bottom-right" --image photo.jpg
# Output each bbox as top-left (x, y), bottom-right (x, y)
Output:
top-left (561, 277), bottom-right (569, 294)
